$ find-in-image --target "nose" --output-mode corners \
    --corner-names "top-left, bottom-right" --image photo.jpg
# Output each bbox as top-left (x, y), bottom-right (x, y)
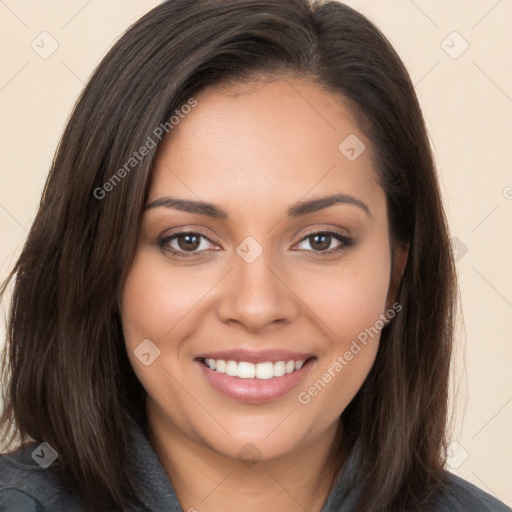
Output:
top-left (216, 244), bottom-right (300, 333)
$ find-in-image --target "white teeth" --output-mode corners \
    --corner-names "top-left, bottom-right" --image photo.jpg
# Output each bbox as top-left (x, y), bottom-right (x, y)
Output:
top-left (285, 360), bottom-right (295, 374)
top-left (215, 359), bottom-right (226, 373)
top-left (273, 361), bottom-right (286, 377)
top-left (255, 362), bottom-right (274, 380)
top-left (237, 361), bottom-right (255, 379)
top-left (225, 360), bottom-right (238, 377)
top-left (204, 358), bottom-right (308, 379)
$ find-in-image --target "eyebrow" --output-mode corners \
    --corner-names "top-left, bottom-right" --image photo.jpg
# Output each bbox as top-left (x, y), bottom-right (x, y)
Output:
top-left (144, 193), bottom-right (372, 219)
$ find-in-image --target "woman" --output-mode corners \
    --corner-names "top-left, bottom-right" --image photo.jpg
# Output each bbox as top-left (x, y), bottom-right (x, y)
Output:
top-left (0, 0), bottom-right (509, 511)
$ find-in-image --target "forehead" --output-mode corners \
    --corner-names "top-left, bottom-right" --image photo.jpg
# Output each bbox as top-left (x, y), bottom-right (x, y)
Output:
top-left (148, 78), bottom-right (383, 219)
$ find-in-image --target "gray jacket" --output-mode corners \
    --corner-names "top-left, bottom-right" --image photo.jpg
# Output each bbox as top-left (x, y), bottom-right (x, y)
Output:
top-left (0, 418), bottom-right (509, 511)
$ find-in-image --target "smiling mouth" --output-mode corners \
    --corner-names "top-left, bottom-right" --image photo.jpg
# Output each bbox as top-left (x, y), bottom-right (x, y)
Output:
top-left (197, 357), bottom-right (316, 379)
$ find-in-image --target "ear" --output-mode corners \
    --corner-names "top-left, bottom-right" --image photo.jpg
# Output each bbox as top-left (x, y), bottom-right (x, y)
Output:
top-left (386, 241), bottom-right (409, 309)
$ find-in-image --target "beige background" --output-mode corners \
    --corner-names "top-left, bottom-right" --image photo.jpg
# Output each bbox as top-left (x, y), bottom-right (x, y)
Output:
top-left (1, 0), bottom-right (511, 506)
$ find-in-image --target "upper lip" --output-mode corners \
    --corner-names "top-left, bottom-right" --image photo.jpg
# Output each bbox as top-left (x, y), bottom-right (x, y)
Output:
top-left (195, 349), bottom-right (315, 364)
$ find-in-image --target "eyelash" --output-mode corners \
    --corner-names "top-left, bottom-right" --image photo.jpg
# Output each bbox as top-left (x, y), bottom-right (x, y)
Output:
top-left (156, 229), bottom-right (355, 259)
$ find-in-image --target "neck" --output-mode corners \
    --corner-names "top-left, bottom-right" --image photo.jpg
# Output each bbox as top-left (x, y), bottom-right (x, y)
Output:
top-left (146, 402), bottom-right (343, 512)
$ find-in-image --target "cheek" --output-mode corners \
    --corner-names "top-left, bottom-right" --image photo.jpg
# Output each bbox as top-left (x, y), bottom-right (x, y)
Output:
top-left (292, 241), bottom-right (391, 346)
top-left (119, 250), bottom-right (197, 390)
top-left (291, 240), bottom-right (391, 410)
top-left (120, 249), bottom-right (209, 345)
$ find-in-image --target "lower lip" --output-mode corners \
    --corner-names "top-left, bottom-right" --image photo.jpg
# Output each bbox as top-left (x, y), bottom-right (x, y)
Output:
top-left (196, 358), bottom-right (316, 404)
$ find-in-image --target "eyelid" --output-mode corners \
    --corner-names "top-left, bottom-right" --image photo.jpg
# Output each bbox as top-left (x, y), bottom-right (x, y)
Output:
top-left (291, 227), bottom-right (354, 255)
top-left (156, 227), bottom-right (354, 258)
top-left (156, 229), bottom-right (220, 258)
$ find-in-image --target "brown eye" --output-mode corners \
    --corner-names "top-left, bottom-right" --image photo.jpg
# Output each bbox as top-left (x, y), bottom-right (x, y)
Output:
top-left (295, 230), bottom-right (353, 254)
top-left (157, 231), bottom-right (216, 257)
top-left (309, 233), bottom-right (333, 251)
top-left (176, 233), bottom-right (201, 251)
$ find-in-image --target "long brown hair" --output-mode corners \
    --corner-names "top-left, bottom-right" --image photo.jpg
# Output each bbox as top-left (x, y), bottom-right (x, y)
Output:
top-left (0, 1), bottom-right (457, 510)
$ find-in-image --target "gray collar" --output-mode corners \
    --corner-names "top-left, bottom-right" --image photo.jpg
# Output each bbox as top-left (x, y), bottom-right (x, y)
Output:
top-left (127, 417), bottom-right (182, 511)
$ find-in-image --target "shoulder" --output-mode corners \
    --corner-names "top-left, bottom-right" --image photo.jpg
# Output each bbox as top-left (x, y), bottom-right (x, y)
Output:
top-left (0, 445), bottom-right (84, 512)
top-left (430, 471), bottom-right (511, 511)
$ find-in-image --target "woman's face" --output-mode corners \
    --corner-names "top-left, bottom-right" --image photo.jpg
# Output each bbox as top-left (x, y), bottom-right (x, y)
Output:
top-left (121, 78), bottom-right (403, 463)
